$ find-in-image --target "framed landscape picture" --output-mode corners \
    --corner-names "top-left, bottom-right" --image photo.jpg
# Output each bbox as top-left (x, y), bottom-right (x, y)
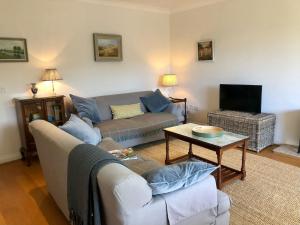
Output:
top-left (93, 33), bottom-right (122, 61)
top-left (198, 40), bottom-right (213, 61)
top-left (0, 38), bottom-right (28, 62)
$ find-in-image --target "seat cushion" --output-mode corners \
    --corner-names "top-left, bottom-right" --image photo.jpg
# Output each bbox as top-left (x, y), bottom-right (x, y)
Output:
top-left (124, 156), bottom-right (163, 175)
top-left (96, 112), bottom-right (178, 143)
top-left (97, 137), bottom-right (124, 151)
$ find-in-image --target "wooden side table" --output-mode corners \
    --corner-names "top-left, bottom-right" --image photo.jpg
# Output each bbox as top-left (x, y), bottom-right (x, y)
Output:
top-left (164, 123), bottom-right (249, 189)
top-left (15, 95), bottom-right (66, 166)
top-left (170, 97), bottom-right (187, 124)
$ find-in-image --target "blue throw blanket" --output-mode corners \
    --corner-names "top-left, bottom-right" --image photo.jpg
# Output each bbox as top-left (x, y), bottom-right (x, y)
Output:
top-left (67, 144), bottom-right (123, 225)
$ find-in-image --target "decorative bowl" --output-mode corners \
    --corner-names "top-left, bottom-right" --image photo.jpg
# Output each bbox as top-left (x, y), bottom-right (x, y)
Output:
top-left (192, 125), bottom-right (224, 138)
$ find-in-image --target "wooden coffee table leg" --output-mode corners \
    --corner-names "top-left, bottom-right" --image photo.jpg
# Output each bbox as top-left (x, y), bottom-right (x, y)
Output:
top-left (188, 143), bottom-right (193, 158)
top-left (241, 140), bottom-right (247, 180)
top-left (165, 132), bottom-right (170, 165)
top-left (216, 149), bottom-right (223, 189)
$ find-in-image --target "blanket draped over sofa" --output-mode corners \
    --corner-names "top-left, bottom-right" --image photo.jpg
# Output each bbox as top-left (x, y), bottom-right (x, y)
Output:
top-left (67, 144), bottom-right (123, 225)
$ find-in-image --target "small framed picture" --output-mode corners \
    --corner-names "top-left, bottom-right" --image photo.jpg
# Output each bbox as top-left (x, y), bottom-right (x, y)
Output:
top-left (0, 38), bottom-right (28, 62)
top-left (198, 40), bottom-right (213, 61)
top-left (93, 33), bottom-right (122, 62)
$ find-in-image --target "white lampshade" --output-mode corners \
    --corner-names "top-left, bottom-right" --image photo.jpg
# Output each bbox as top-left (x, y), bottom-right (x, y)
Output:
top-left (162, 74), bottom-right (177, 87)
top-left (41, 68), bottom-right (62, 81)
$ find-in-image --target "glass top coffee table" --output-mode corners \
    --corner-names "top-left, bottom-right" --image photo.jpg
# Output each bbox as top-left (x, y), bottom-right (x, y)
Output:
top-left (164, 123), bottom-right (249, 189)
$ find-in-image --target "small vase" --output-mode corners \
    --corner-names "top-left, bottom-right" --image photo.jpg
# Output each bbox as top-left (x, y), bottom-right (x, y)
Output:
top-left (31, 83), bottom-right (38, 98)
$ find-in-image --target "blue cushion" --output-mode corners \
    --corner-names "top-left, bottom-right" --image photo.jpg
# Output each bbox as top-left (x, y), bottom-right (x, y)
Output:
top-left (59, 114), bottom-right (101, 145)
top-left (140, 89), bottom-right (171, 113)
top-left (70, 94), bottom-right (101, 123)
top-left (142, 161), bottom-right (218, 195)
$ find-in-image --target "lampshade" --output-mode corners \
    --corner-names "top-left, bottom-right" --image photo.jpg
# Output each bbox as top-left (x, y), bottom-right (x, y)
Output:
top-left (162, 74), bottom-right (177, 87)
top-left (41, 68), bottom-right (62, 81)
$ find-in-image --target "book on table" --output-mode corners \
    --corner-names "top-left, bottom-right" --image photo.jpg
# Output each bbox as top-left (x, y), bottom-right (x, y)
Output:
top-left (108, 148), bottom-right (138, 160)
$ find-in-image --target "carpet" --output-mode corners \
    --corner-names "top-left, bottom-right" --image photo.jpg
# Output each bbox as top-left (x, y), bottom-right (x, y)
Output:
top-left (273, 145), bottom-right (300, 158)
top-left (135, 139), bottom-right (300, 225)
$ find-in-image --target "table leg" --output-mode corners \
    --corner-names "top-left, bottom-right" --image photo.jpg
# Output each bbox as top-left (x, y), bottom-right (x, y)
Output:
top-left (188, 143), bottom-right (193, 158)
top-left (241, 139), bottom-right (247, 180)
top-left (216, 150), bottom-right (223, 189)
top-left (165, 132), bottom-right (170, 165)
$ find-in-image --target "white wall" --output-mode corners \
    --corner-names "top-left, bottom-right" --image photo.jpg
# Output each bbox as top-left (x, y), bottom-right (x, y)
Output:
top-left (1, 0), bottom-right (300, 164)
top-left (0, 0), bottom-right (170, 163)
top-left (170, 0), bottom-right (300, 145)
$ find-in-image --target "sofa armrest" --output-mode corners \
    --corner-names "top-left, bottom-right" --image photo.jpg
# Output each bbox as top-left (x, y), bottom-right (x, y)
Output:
top-left (217, 191), bottom-right (231, 215)
top-left (164, 103), bottom-right (185, 123)
top-left (97, 163), bottom-right (152, 214)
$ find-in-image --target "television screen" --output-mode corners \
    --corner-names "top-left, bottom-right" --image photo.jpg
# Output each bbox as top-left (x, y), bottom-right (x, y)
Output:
top-left (219, 84), bottom-right (262, 114)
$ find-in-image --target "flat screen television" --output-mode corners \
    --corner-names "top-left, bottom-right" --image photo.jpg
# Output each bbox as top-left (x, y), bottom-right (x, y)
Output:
top-left (219, 84), bottom-right (262, 114)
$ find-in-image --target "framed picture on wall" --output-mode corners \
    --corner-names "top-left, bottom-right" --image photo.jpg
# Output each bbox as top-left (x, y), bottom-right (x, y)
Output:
top-left (0, 38), bottom-right (28, 62)
top-left (198, 40), bottom-right (213, 61)
top-left (93, 33), bottom-right (122, 61)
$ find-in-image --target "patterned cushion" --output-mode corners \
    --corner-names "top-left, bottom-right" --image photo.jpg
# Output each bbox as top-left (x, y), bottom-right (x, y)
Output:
top-left (140, 89), bottom-right (171, 113)
top-left (96, 113), bottom-right (178, 143)
top-left (110, 103), bottom-right (144, 120)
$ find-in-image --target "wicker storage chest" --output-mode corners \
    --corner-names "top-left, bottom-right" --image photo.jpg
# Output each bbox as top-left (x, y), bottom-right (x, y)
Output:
top-left (208, 111), bottom-right (276, 152)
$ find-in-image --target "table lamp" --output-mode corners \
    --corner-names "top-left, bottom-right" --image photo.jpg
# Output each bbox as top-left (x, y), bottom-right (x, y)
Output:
top-left (41, 68), bottom-right (63, 96)
top-left (162, 74), bottom-right (177, 87)
top-left (161, 74), bottom-right (177, 97)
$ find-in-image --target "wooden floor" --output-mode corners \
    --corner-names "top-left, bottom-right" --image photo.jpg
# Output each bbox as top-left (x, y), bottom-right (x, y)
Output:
top-left (0, 145), bottom-right (299, 225)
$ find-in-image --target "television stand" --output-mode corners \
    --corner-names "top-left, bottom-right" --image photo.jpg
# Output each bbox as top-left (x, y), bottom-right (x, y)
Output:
top-left (208, 110), bottom-right (276, 152)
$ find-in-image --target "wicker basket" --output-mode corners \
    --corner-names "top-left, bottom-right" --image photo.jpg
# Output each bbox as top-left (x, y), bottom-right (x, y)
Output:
top-left (208, 111), bottom-right (276, 152)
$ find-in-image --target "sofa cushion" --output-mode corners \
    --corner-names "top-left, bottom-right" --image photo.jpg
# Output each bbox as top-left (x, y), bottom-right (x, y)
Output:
top-left (59, 114), bottom-right (101, 145)
top-left (110, 103), bottom-right (144, 120)
top-left (97, 137), bottom-right (124, 151)
top-left (96, 112), bottom-right (178, 143)
top-left (93, 91), bottom-right (153, 121)
top-left (140, 89), bottom-right (171, 113)
top-left (70, 94), bottom-right (101, 123)
top-left (124, 156), bottom-right (162, 175)
top-left (142, 161), bottom-right (218, 195)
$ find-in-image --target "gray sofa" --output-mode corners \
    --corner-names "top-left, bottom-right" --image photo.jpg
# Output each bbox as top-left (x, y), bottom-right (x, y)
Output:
top-left (74, 91), bottom-right (185, 147)
top-left (30, 120), bottom-right (231, 225)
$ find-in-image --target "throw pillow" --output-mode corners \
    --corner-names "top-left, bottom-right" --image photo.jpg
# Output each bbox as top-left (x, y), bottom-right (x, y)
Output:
top-left (70, 94), bottom-right (101, 123)
top-left (110, 103), bottom-right (144, 119)
top-left (140, 89), bottom-right (171, 113)
top-left (142, 161), bottom-right (218, 195)
top-left (59, 114), bottom-right (101, 145)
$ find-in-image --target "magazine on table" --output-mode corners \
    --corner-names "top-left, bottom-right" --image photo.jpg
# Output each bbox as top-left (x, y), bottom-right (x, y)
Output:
top-left (108, 148), bottom-right (138, 160)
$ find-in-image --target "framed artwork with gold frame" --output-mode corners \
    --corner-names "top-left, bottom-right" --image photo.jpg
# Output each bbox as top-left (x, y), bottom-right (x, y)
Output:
top-left (93, 33), bottom-right (122, 62)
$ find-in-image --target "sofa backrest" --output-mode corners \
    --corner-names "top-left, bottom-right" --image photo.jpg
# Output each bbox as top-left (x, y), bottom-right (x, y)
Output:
top-left (92, 91), bottom-right (153, 121)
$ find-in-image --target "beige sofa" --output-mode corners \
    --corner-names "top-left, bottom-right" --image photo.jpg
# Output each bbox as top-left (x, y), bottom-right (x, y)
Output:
top-left (30, 120), bottom-right (231, 225)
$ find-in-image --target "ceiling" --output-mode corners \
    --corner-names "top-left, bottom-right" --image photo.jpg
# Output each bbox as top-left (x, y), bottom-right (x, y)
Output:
top-left (81, 0), bottom-right (225, 13)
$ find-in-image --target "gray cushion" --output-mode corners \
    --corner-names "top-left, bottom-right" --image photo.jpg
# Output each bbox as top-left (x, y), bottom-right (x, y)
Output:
top-left (93, 91), bottom-right (153, 121)
top-left (70, 94), bottom-right (101, 123)
top-left (142, 161), bottom-right (218, 195)
top-left (124, 156), bottom-right (162, 175)
top-left (59, 114), bottom-right (101, 145)
top-left (97, 137), bottom-right (124, 151)
top-left (140, 89), bottom-right (171, 113)
top-left (96, 112), bottom-right (178, 143)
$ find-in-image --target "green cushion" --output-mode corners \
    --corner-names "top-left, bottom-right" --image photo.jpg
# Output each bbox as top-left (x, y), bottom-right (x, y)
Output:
top-left (110, 103), bottom-right (144, 120)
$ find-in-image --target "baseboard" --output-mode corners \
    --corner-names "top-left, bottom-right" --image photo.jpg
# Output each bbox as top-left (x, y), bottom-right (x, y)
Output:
top-left (0, 153), bottom-right (22, 165)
